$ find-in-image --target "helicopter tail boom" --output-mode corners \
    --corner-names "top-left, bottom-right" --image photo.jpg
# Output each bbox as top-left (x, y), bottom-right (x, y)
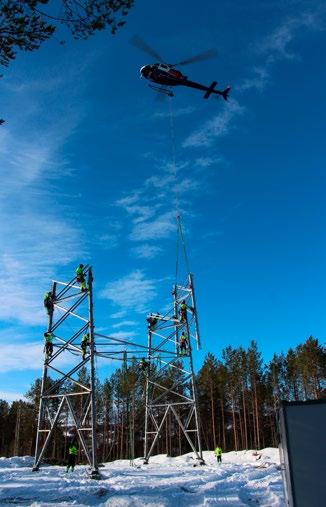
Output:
top-left (203, 81), bottom-right (218, 99)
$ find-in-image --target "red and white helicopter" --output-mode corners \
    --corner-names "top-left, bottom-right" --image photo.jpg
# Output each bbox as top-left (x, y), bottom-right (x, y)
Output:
top-left (131, 36), bottom-right (231, 100)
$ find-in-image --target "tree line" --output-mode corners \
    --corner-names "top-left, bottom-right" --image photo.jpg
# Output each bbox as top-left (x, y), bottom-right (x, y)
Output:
top-left (0, 336), bottom-right (324, 462)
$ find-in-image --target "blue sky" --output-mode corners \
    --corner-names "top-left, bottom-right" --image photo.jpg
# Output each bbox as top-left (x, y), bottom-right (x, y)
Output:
top-left (1, 0), bottom-right (325, 402)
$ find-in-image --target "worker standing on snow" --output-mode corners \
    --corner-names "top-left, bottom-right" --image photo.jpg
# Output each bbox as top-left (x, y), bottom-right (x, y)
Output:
top-left (214, 446), bottom-right (222, 464)
top-left (66, 441), bottom-right (78, 472)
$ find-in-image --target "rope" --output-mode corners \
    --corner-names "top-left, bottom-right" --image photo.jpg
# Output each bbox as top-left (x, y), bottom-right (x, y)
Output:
top-left (167, 98), bottom-right (191, 283)
top-left (168, 97), bottom-right (179, 217)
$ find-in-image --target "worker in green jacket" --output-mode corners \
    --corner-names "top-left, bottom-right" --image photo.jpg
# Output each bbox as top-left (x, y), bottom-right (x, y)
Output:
top-left (81, 333), bottom-right (90, 360)
top-left (43, 292), bottom-right (54, 316)
top-left (179, 301), bottom-right (188, 322)
top-left (179, 332), bottom-right (188, 355)
top-left (76, 264), bottom-right (87, 292)
top-left (214, 446), bottom-right (222, 464)
top-left (139, 357), bottom-right (149, 372)
top-left (66, 442), bottom-right (78, 472)
top-left (44, 332), bottom-right (54, 358)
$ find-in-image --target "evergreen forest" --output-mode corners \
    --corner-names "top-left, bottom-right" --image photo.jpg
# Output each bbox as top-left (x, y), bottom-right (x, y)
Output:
top-left (0, 336), bottom-right (325, 463)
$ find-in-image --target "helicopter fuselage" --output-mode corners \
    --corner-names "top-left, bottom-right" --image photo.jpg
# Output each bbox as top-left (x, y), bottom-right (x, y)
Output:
top-left (140, 63), bottom-right (186, 85)
top-left (140, 63), bottom-right (231, 100)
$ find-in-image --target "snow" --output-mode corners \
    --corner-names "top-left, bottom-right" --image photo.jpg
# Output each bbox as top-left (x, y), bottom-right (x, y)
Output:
top-left (0, 448), bottom-right (285, 506)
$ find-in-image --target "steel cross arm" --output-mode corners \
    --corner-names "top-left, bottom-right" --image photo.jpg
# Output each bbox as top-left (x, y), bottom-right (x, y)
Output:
top-left (47, 324), bottom-right (88, 364)
top-left (151, 331), bottom-right (177, 352)
top-left (42, 391), bottom-right (90, 399)
top-left (148, 408), bottom-right (159, 431)
top-left (145, 406), bottom-right (170, 461)
top-left (94, 332), bottom-right (169, 355)
top-left (52, 294), bottom-right (88, 330)
top-left (65, 396), bottom-right (92, 466)
top-left (150, 314), bottom-right (179, 324)
top-left (54, 264), bottom-right (90, 299)
top-left (154, 357), bottom-right (192, 377)
top-left (149, 378), bottom-right (193, 403)
top-left (33, 397), bottom-right (66, 470)
top-left (81, 398), bottom-right (91, 426)
top-left (149, 401), bottom-right (194, 408)
top-left (170, 405), bottom-right (201, 460)
top-left (54, 303), bottom-right (89, 325)
top-left (185, 405), bottom-right (195, 429)
top-left (44, 360), bottom-right (91, 396)
top-left (53, 281), bottom-right (80, 290)
top-left (56, 292), bottom-right (84, 303)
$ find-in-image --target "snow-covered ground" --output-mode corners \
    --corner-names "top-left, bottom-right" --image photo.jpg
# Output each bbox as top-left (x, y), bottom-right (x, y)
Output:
top-left (0, 448), bottom-right (285, 506)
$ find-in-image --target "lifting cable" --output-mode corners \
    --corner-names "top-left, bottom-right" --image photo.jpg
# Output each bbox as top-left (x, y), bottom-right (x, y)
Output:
top-left (168, 97), bottom-right (191, 285)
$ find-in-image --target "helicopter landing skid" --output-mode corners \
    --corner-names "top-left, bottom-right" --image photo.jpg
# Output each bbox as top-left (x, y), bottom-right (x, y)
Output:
top-left (148, 84), bottom-right (174, 97)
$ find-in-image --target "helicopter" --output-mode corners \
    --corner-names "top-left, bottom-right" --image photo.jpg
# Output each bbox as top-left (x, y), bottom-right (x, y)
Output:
top-left (131, 36), bottom-right (231, 100)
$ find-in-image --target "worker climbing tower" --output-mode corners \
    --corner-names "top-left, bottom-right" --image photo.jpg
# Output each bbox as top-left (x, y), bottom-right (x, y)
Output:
top-left (32, 265), bottom-right (100, 478)
top-left (143, 216), bottom-right (205, 464)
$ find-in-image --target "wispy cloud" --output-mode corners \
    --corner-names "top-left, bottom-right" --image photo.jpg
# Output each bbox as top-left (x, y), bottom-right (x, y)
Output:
top-left (0, 58), bottom-right (89, 326)
top-left (183, 100), bottom-right (245, 148)
top-left (238, 10), bottom-right (325, 92)
top-left (101, 270), bottom-right (158, 313)
top-left (129, 210), bottom-right (176, 242)
top-left (131, 244), bottom-right (163, 259)
top-left (0, 391), bottom-right (27, 403)
top-left (112, 320), bottom-right (138, 329)
top-left (152, 106), bottom-right (196, 119)
top-left (195, 156), bottom-right (223, 168)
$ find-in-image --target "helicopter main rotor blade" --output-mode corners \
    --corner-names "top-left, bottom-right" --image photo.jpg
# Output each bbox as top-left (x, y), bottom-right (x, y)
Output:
top-left (173, 48), bottom-right (218, 67)
top-left (130, 35), bottom-right (164, 62)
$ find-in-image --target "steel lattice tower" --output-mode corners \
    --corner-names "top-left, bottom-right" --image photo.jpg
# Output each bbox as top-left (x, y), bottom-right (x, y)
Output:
top-left (144, 271), bottom-right (205, 465)
top-left (32, 265), bottom-right (100, 478)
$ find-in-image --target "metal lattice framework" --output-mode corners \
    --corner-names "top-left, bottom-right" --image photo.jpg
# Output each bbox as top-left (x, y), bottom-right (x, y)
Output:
top-left (32, 266), bottom-right (100, 477)
top-left (33, 225), bottom-right (205, 473)
top-left (32, 266), bottom-right (150, 476)
top-left (144, 272), bottom-right (205, 464)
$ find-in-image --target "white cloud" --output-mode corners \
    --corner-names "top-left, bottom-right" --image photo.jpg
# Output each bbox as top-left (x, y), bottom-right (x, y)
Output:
top-left (152, 106), bottom-right (196, 119)
top-left (0, 341), bottom-right (76, 373)
top-left (238, 66), bottom-right (270, 92)
top-left (0, 62), bottom-right (87, 326)
top-left (110, 311), bottom-right (127, 319)
top-left (0, 391), bottom-right (27, 403)
top-left (112, 320), bottom-right (138, 329)
top-left (195, 156), bottom-right (222, 168)
top-left (239, 10), bottom-right (325, 92)
top-left (183, 100), bottom-right (245, 148)
top-left (101, 270), bottom-right (158, 313)
top-left (129, 211), bottom-right (176, 242)
top-left (257, 11), bottom-right (322, 59)
top-left (131, 244), bottom-right (163, 259)
top-left (110, 331), bottom-right (137, 340)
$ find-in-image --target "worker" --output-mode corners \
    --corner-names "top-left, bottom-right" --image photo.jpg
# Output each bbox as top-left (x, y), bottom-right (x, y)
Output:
top-left (179, 331), bottom-right (188, 355)
top-left (81, 333), bottom-right (90, 360)
top-left (44, 292), bottom-right (54, 316)
top-left (44, 331), bottom-right (54, 358)
top-left (139, 357), bottom-right (149, 372)
top-left (76, 264), bottom-right (87, 292)
top-left (214, 446), bottom-right (222, 464)
top-left (66, 441), bottom-right (78, 472)
top-left (146, 314), bottom-right (158, 330)
top-left (179, 301), bottom-right (188, 321)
